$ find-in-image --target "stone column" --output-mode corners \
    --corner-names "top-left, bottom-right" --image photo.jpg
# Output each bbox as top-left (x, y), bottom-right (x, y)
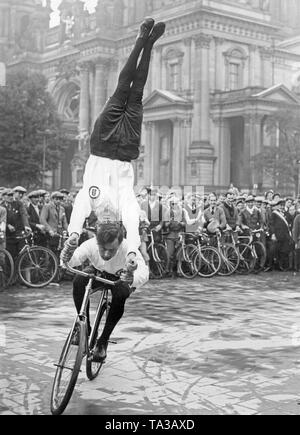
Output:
top-left (183, 38), bottom-right (192, 91)
top-left (172, 118), bottom-right (182, 186)
top-left (260, 47), bottom-right (274, 88)
top-left (79, 62), bottom-right (90, 135)
top-left (215, 117), bottom-right (231, 187)
top-left (191, 34), bottom-right (212, 147)
top-left (214, 37), bottom-right (224, 91)
top-left (244, 114), bottom-right (262, 188)
top-left (143, 121), bottom-right (154, 185)
top-left (93, 58), bottom-right (108, 124)
top-left (249, 45), bottom-right (257, 87)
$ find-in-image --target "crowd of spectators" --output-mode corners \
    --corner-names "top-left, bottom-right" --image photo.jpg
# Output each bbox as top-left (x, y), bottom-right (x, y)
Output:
top-left (0, 183), bottom-right (299, 276)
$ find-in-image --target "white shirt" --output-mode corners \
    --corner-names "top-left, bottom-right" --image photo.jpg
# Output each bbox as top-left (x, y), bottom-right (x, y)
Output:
top-left (69, 238), bottom-right (149, 290)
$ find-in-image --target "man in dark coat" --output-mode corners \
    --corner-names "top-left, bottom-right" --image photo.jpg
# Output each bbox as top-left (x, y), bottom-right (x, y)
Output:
top-left (268, 199), bottom-right (293, 269)
top-left (27, 191), bottom-right (47, 246)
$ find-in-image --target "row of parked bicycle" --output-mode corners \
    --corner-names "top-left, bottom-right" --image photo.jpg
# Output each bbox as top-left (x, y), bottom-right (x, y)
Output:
top-left (0, 227), bottom-right (272, 290)
top-left (147, 229), bottom-right (269, 279)
top-left (0, 231), bottom-right (68, 290)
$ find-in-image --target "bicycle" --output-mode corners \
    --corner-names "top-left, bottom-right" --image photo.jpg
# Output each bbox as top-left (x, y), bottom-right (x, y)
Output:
top-left (0, 247), bottom-right (14, 289)
top-left (192, 232), bottom-right (222, 278)
top-left (147, 229), bottom-right (169, 279)
top-left (176, 232), bottom-right (199, 279)
top-left (50, 264), bottom-right (117, 416)
top-left (213, 230), bottom-right (240, 276)
top-left (237, 229), bottom-right (266, 274)
top-left (15, 231), bottom-right (58, 288)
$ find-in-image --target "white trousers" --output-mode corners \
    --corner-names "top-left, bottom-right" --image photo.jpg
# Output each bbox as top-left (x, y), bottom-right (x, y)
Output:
top-left (68, 155), bottom-right (141, 253)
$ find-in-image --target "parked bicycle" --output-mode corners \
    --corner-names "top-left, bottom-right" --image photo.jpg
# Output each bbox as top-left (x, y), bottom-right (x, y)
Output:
top-left (50, 263), bottom-right (117, 416)
top-left (147, 229), bottom-right (169, 279)
top-left (15, 231), bottom-right (58, 288)
top-left (0, 247), bottom-right (14, 290)
top-left (192, 232), bottom-right (222, 278)
top-left (237, 229), bottom-right (266, 274)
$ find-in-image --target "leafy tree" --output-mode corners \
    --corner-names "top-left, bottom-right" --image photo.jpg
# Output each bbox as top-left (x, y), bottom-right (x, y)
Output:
top-left (252, 108), bottom-right (300, 195)
top-left (0, 70), bottom-right (69, 188)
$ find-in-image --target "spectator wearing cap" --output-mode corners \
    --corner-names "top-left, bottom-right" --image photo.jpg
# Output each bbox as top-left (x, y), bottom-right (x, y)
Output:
top-left (0, 202), bottom-right (7, 247)
top-left (4, 187), bottom-right (31, 259)
top-left (60, 189), bottom-right (73, 225)
top-left (239, 195), bottom-right (263, 233)
top-left (203, 193), bottom-right (227, 235)
top-left (40, 191), bottom-right (68, 252)
top-left (265, 190), bottom-right (274, 203)
top-left (221, 191), bottom-right (241, 232)
top-left (27, 191), bottom-right (47, 246)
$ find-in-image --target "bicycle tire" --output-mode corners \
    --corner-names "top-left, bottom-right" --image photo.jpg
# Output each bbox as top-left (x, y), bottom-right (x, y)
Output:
top-left (237, 244), bottom-right (255, 275)
top-left (86, 302), bottom-right (109, 381)
top-left (50, 320), bottom-right (86, 416)
top-left (0, 248), bottom-right (14, 290)
top-left (177, 244), bottom-right (198, 279)
top-left (253, 241), bottom-right (267, 273)
top-left (218, 244), bottom-right (240, 276)
top-left (17, 246), bottom-right (58, 288)
top-left (195, 246), bottom-right (221, 278)
top-left (148, 243), bottom-right (169, 279)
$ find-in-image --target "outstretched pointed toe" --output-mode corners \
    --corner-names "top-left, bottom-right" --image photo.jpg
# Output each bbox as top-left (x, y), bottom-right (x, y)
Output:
top-left (137, 17), bottom-right (155, 41)
top-left (148, 22), bottom-right (166, 45)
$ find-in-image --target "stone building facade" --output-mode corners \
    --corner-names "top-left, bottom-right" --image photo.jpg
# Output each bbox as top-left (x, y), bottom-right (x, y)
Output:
top-left (2, 0), bottom-right (300, 191)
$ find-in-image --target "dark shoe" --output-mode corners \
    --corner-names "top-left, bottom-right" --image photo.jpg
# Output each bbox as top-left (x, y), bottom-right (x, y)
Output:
top-left (263, 266), bottom-right (272, 272)
top-left (137, 18), bottom-right (155, 40)
top-left (148, 22), bottom-right (166, 45)
top-left (71, 324), bottom-right (91, 346)
top-left (93, 341), bottom-right (108, 363)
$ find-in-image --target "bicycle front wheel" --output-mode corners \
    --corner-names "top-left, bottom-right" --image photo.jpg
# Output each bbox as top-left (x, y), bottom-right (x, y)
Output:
top-left (51, 320), bottom-right (86, 416)
top-left (148, 243), bottom-right (169, 279)
top-left (86, 302), bottom-right (109, 381)
top-left (0, 248), bottom-right (14, 290)
top-left (17, 246), bottom-right (58, 288)
top-left (177, 245), bottom-right (198, 279)
top-left (195, 246), bottom-right (221, 278)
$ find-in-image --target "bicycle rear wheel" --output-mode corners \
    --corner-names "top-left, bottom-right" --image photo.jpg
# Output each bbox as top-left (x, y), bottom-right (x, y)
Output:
top-left (86, 301), bottom-right (109, 381)
top-left (148, 243), bottom-right (169, 279)
top-left (0, 248), bottom-right (14, 290)
top-left (253, 241), bottom-right (267, 273)
top-left (50, 320), bottom-right (86, 416)
top-left (237, 244), bottom-right (256, 275)
top-left (17, 246), bottom-right (58, 288)
top-left (195, 246), bottom-right (221, 278)
top-left (177, 245), bottom-right (198, 279)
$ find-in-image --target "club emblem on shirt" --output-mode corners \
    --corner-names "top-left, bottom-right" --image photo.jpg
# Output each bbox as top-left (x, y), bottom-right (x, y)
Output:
top-left (89, 186), bottom-right (101, 200)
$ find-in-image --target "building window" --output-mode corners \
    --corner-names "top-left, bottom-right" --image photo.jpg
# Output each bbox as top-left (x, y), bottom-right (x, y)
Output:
top-left (229, 62), bottom-right (240, 90)
top-left (163, 47), bottom-right (184, 92)
top-left (169, 62), bottom-right (180, 91)
top-left (224, 47), bottom-right (247, 91)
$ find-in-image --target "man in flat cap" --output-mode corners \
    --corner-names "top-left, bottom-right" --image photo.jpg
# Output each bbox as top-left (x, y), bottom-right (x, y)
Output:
top-left (27, 191), bottom-right (47, 246)
top-left (40, 191), bottom-right (68, 253)
top-left (3, 186), bottom-right (31, 259)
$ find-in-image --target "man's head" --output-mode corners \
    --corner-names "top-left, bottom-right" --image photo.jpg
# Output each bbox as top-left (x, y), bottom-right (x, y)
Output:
top-left (245, 195), bottom-right (255, 209)
top-left (13, 186), bottom-right (27, 201)
top-left (28, 191), bottom-right (40, 205)
top-left (96, 222), bottom-right (124, 261)
top-left (51, 191), bottom-right (64, 205)
top-left (225, 191), bottom-right (235, 204)
top-left (208, 193), bottom-right (217, 208)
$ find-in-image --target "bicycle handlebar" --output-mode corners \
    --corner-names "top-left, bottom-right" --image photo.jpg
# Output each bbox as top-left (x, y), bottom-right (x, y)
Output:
top-left (63, 263), bottom-right (117, 286)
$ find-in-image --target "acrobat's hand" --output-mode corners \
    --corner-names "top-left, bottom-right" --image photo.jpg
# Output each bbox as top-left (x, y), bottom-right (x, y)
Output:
top-left (125, 252), bottom-right (138, 273)
top-left (60, 233), bottom-right (79, 265)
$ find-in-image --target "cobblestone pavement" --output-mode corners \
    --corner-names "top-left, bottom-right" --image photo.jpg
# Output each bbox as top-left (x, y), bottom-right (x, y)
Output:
top-left (0, 272), bottom-right (300, 415)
